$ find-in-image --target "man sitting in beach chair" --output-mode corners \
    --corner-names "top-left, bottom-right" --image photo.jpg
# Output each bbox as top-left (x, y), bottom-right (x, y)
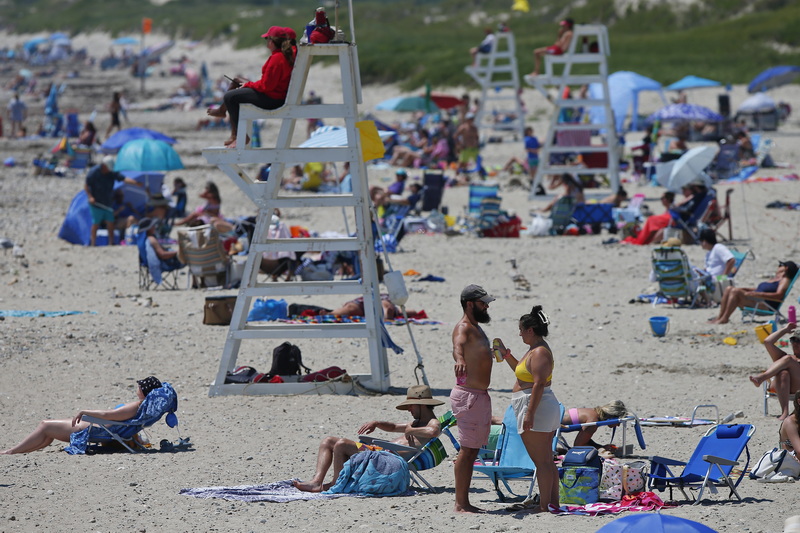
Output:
top-left (293, 385), bottom-right (443, 492)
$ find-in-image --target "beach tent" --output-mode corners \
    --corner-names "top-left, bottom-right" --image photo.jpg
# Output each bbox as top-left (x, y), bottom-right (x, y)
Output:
top-left (588, 71), bottom-right (666, 132)
top-left (58, 171), bottom-right (164, 245)
top-left (666, 75), bottom-right (721, 91)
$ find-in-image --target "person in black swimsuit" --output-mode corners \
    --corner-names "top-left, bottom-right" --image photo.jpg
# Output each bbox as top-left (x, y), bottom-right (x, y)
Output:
top-left (710, 260), bottom-right (797, 324)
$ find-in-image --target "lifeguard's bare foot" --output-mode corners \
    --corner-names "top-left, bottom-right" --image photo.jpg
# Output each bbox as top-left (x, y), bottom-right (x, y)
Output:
top-left (292, 480), bottom-right (323, 492)
top-left (207, 107), bottom-right (226, 118)
top-left (454, 504), bottom-right (485, 514)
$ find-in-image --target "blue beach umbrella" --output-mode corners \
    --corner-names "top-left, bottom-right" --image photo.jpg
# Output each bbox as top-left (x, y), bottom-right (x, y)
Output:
top-left (23, 37), bottom-right (48, 52)
top-left (596, 513), bottom-right (717, 533)
top-left (376, 95), bottom-right (440, 113)
top-left (101, 128), bottom-right (177, 154)
top-left (114, 139), bottom-right (183, 172)
top-left (112, 36), bottom-right (139, 46)
top-left (666, 75), bottom-right (721, 91)
top-left (748, 65), bottom-right (800, 93)
top-left (647, 103), bottom-right (723, 123)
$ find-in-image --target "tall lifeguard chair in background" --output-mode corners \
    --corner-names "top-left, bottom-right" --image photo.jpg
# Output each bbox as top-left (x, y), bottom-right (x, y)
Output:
top-left (525, 25), bottom-right (620, 197)
top-left (202, 6), bottom-right (390, 396)
top-left (464, 30), bottom-right (525, 140)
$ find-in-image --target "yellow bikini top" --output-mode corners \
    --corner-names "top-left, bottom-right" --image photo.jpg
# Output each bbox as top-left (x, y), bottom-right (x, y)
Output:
top-left (514, 353), bottom-right (553, 384)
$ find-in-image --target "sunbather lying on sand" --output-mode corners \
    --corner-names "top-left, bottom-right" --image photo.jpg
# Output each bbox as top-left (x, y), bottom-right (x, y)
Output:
top-left (293, 385), bottom-right (443, 492)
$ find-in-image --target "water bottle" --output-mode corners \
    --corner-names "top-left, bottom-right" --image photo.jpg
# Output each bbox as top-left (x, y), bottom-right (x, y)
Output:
top-left (789, 305), bottom-right (797, 324)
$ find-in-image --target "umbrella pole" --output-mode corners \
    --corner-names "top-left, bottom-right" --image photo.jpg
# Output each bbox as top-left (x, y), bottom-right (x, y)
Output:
top-left (739, 181), bottom-right (752, 241)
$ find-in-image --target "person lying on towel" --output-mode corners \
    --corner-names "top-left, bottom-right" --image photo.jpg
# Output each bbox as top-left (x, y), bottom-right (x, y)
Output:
top-left (293, 385), bottom-right (443, 492)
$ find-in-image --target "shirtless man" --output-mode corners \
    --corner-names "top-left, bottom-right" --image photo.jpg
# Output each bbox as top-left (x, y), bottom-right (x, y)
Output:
top-left (455, 113), bottom-right (480, 177)
top-left (530, 18), bottom-right (574, 77)
top-left (293, 385), bottom-right (443, 492)
top-left (451, 284), bottom-right (496, 513)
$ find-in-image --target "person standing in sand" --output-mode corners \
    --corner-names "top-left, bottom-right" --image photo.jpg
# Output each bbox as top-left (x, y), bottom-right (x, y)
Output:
top-left (451, 284), bottom-right (496, 513)
top-left (105, 91), bottom-right (122, 139)
top-left (85, 155), bottom-right (143, 246)
top-left (454, 114), bottom-right (480, 178)
top-left (494, 305), bottom-right (560, 513)
top-left (293, 385), bottom-right (443, 492)
top-left (207, 26), bottom-right (295, 148)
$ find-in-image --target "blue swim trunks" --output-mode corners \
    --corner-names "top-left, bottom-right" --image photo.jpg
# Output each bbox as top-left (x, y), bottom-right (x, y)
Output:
top-left (90, 204), bottom-right (115, 225)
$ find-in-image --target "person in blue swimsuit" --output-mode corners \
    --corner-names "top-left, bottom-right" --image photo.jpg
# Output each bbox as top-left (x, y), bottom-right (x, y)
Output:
top-left (710, 260), bottom-right (797, 324)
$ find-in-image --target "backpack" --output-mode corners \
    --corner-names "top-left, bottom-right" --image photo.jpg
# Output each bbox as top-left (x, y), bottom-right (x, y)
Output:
top-left (224, 366), bottom-right (258, 384)
top-left (265, 342), bottom-right (310, 379)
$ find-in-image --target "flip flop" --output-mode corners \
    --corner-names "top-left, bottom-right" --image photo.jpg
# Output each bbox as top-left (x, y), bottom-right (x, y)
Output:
top-left (505, 494), bottom-right (539, 511)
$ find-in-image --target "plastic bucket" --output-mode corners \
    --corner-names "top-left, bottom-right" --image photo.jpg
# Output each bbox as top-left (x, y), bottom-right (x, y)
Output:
top-left (754, 323), bottom-right (773, 344)
top-left (649, 316), bottom-right (670, 337)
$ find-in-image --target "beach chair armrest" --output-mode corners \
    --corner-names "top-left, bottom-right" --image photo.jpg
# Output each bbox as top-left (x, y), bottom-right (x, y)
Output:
top-left (649, 455), bottom-right (685, 467)
top-left (702, 454), bottom-right (738, 467)
top-left (81, 415), bottom-right (139, 427)
top-left (362, 438), bottom-right (420, 459)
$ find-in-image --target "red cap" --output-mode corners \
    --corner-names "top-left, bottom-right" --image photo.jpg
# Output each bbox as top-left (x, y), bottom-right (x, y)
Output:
top-left (261, 26), bottom-right (286, 39)
top-left (282, 27), bottom-right (297, 41)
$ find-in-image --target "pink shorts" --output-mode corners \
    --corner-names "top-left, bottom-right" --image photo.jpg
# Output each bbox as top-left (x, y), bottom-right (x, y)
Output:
top-left (450, 385), bottom-right (492, 449)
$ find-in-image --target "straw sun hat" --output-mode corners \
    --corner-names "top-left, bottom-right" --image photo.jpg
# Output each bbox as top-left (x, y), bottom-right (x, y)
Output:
top-left (395, 385), bottom-right (444, 410)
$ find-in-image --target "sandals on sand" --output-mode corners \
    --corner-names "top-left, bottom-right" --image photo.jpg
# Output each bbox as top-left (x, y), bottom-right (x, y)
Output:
top-left (505, 494), bottom-right (539, 512)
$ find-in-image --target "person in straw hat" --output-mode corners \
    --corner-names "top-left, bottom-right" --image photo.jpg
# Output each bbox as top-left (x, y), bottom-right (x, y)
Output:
top-left (293, 385), bottom-right (443, 492)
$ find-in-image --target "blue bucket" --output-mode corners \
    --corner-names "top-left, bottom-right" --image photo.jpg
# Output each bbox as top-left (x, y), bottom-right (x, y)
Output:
top-left (649, 316), bottom-right (670, 337)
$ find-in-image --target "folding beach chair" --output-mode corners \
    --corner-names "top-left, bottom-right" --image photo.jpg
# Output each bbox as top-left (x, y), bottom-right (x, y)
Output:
top-left (651, 246), bottom-right (706, 308)
top-left (555, 413), bottom-right (646, 458)
top-left (136, 231), bottom-right (182, 290)
top-left (761, 379), bottom-right (798, 417)
top-left (467, 183), bottom-right (499, 215)
top-left (359, 415), bottom-right (456, 492)
top-left (67, 383), bottom-right (180, 454)
top-left (420, 171), bottom-right (447, 212)
top-left (667, 189), bottom-right (716, 244)
top-left (741, 269), bottom-right (800, 323)
top-left (65, 147), bottom-right (93, 178)
top-left (472, 405), bottom-right (542, 501)
top-left (647, 423), bottom-right (755, 505)
top-left (177, 224), bottom-right (230, 289)
top-left (549, 196), bottom-right (575, 235)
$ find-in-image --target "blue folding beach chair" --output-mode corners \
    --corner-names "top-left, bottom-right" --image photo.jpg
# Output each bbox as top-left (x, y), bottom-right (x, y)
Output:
top-left (65, 383), bottom-right (180, 454)
top-left (472, 405), bottom-right (539, 501)
top-left (648, 423), bottom-right (755, 505)
top-left (741, 269), bottom-right (800, 323)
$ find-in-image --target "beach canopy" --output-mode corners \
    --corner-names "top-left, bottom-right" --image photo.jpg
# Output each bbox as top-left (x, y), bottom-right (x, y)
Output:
top-left (588, 71), bottom-right (666, 132)
top-left (101, 128), bottom-right (177, 154)
top-left (300, 126), bottom-right (395, 149)
top-left (112, 36), bottom-right (139, 46)
top-left (647, 103), bottom-right (724, 123)
top-left (376, 95), bottom-right (439, 113)
top-left (666, 75), bottom-right (721, 91)
top-left (58, 172), bottom-right (164, 246)
top-left (737, 92), bottom-right (777, 114)
top-left (114, 139), bottom-right (183, 172)
top-left (748, 65), bottom-right (800, 93)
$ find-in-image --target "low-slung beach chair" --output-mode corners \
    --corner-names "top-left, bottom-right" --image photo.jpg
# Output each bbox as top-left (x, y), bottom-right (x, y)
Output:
top-left (647, 423), bottom-right (755, 505)
top-left (651, 246), bottom-right (704, 308)
top-left (741, 269), bottom-right (800, 323)
top-left (556, 413), bottom-right (646, 457)
top-left (359, 415), bottom-right (456, 492)
top-left (177, 224), bottom-right (230, 288)
top-left (472, 405), bottom-right (543, 501)
top-left (66, 383), bottom-right (179, 454)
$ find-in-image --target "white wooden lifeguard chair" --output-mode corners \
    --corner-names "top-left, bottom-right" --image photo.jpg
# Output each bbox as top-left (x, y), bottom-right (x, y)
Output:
top-left (202, 8), bottom-right (390, 396)
top-left (524, 25), bottom-right (620, 196)
top-left (464, 31), bottom-right (525, 140)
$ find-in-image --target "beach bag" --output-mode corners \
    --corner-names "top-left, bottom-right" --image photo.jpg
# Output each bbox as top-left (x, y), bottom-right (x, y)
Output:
top-left (246, 298), bottom-right (288, 322)
top-left (300, 366), bottom-right (347, 382)
top-left (750, 448), bottom-right (800, 481)
top-left (563, 446), bottom-right (603, 469)
top-left (599, 459), bottom-right (647, 501)
top-left (224, 366), bottom-right (258, 384)
top-left (712, 275), bottom-right (734, 303)
top-left (558, 466), bottom-right (600, 505)
top-left (203, 295), bottom-right (237, 325)
top-left (265, 342), bottom-right (310, 380)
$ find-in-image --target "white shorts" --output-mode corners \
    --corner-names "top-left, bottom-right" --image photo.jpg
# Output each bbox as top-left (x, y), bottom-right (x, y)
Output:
top-left (511, 387), bottom-right (560, 433)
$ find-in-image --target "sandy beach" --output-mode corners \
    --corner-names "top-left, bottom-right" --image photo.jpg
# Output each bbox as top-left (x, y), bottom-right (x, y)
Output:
top-left (1, 31), bottom-right (800, 532)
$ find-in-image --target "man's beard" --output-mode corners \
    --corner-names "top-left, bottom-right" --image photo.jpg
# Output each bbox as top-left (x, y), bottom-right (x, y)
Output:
top-left (474, 308), bottom-right (491, 324)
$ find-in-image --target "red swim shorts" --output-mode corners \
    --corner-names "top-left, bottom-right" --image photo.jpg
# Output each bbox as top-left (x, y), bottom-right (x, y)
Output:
top-left (545, 45), bottom-right (564, 55)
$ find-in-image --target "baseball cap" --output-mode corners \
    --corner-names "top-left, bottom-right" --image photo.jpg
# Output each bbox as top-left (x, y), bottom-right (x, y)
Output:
top-left (261, 26), bottom-right (286, 39)
top-left (461, 284), bottom-right (495, 304)
top-left (465, 112), bottom-right (475, 120)
top-left (789, 329), bottom-right (800, 341)
top-left (101, 155), bottom-right (116, 169)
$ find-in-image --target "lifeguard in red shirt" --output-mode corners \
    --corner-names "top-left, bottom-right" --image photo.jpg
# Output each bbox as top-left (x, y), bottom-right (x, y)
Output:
top-left (208, 26), bottom-right (296, 148)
